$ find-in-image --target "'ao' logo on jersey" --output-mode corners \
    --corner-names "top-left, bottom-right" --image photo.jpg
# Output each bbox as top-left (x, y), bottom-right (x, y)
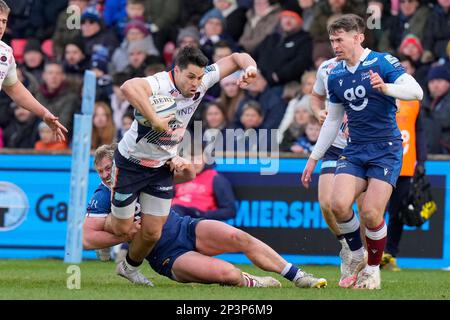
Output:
top-left (0, 182), bottom-right (29, 231)
top-left (344, 85), bottom-right (368, 111)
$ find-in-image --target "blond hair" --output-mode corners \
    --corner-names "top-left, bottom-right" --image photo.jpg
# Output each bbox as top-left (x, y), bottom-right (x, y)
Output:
top-left (94, 143), bottom-right (117, 166)
top-left (0, 0), bottom-right (10, 15)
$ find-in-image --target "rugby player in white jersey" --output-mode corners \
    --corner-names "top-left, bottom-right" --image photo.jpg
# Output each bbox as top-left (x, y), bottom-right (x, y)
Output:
top-left (0, 1), bottom-right (67, 141)
top-left (111, 46), bottom-right (258, 284)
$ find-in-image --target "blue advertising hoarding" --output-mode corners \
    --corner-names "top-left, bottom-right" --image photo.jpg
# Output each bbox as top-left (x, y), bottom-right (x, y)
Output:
top-left (0, 155), bottom-right (448, 269)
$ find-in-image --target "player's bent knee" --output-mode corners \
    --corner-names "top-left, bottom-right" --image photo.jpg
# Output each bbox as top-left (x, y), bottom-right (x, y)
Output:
top-left (140, 228), bottom-right (162, 243)
top-left (320, 201), bottom-right (332, 215)
top-left (360, 209), bottom-right (381, 227)
top-left (331, 198), bottom-right (352, 219)
top-left (230, 230), bottom-right (252, 250)
top-left (218, 266), bottom-right (242, 285)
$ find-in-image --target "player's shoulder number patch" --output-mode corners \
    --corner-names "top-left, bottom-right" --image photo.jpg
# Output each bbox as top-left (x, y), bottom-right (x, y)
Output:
top-left (384, 54), bottom-right (401, 68)
top-left (205, 65), bottom-right (216, 73)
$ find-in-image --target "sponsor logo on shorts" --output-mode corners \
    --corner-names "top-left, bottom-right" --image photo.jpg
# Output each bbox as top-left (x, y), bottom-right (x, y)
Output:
top-left (157, 186), bottom-right (173, 191)
top-left (162, 258), bottom-right (170, 266)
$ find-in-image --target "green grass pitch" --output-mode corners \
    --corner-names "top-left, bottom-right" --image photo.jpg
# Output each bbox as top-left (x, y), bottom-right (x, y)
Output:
top-left (1, 259), bottom-right (449, 300)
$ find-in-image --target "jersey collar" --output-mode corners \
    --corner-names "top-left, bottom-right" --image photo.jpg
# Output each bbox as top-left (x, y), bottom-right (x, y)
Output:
top-left (342, 48), bottom-right (372, 72)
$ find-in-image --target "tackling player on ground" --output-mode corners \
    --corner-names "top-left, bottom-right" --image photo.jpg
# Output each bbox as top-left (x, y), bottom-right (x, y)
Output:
top-left (84, 144), bottom-right (327, 288)
top-left (302, 14), bottom-right (423, 289)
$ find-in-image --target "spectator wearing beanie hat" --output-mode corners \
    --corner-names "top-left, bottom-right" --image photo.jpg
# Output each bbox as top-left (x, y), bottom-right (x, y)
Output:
top-left (399, 34), bottom-right (424, 62)
top-left (23, 39), bottom-right (46, 83)
top-left (123, 39), bottom-right (163, 78)
top-left (398, 34), bottom-right (431, 90)
top-left (63, 37), bottom-right (90, 92)
top-left (90, 47), bottom-right (113, 103)
top-left (199, 8), bottom-right (237, 62)
top-left (81, 6), bottom-right (119, 58)
top-left (177, 26), bottom-right (201, 49)
top-left (111, 17), bottom-right (159, 74)
top-left (422, 64), bottom-right (450, 154)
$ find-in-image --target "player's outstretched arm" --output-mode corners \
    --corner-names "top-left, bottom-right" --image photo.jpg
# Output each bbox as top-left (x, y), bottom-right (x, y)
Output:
top-left (216, 52), bottom-right (257, 88)
top-left (310, 91), bottom-right (327, 124)
top-left (121, 78), bottom-right (173, 132)
top-left (83, 216), bottom-right (140, 250)
top-left (3, 81), bottom-right (68, 142)
top-left (83, 217), bottom-right (129, 249)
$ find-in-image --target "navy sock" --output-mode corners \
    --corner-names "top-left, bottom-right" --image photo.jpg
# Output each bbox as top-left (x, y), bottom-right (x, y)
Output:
top-left (339, 213), bottom-right (363, 251)
top-left (282, 264), bottom-right (299, 281)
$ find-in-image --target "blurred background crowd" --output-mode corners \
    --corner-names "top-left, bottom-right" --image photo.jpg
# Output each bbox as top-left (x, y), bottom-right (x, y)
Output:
top-left (0, 0), bottom-right (448, 155)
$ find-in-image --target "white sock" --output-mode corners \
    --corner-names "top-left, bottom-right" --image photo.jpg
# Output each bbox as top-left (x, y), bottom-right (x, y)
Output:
top-left (353, 247), bottom-right (365, 260)
top-left (365, 265), bottom-right (379, 273)
top-left (281, 263), bottom-right (292, 276)
top-left (293, 269), bottom-right (306, 282)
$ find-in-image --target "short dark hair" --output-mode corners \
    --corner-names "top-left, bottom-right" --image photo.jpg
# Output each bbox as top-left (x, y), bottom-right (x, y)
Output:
top-left (0, 0), bottom-right (10, 15)
top-left (213, 40), bottom-right (233, 52)
top-left (328, 14), bottom-right (366, 35)
top-left (175, 46), bottom-right (209, 70)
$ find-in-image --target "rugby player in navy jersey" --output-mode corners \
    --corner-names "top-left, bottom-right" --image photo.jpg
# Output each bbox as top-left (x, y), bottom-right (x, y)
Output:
top-left (83, 144), bottom-right (327, 288)
top-left (302, 14), bottom-right (423, 289)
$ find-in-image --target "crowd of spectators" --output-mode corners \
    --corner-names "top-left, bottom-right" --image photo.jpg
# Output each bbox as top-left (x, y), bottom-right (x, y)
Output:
top-left (0, 0), bottom-right (448, 154)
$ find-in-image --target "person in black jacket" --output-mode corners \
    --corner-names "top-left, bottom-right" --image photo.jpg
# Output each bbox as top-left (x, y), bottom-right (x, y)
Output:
top-left (3, 105), bottom-right (40, 148)
top-left (253, 8), bottom-right (313, 86)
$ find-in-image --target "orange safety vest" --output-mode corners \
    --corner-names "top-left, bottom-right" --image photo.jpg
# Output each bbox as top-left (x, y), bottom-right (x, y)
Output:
top-left (396, 100), bottom-right (420, 177)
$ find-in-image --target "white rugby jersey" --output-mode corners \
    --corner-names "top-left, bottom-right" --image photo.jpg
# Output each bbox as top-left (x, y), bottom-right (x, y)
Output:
top-left (313, 57), bottom-right (347, 150)
top-left (118, 63), bottom-right (221, 167)
top-left (0, 41), bottom-right (18, 90)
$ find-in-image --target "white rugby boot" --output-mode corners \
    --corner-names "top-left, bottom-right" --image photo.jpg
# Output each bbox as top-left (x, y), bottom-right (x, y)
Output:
top-left (294, 271), bottom-right (327, 288)
top-left (116, 260), bottom-right (154, 286)
top-left (338, 251), bottom-right (366, 288)
top-left (353, 265), bottom-right (381, 289)
top-left (242, 272), bottom-right (282, 288)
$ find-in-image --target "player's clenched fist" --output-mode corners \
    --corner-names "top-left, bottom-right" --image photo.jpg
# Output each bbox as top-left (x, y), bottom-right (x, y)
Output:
top-left (369, 70), bottom-right (387, 94)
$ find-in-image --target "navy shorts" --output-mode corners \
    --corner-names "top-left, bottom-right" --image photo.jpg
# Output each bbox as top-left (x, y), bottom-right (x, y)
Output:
top-left (146, 212), bottom-right (200, 280)
top-left (111, 150), bottom-right (174, 208)
top-left (335, 140), bottom-right (403, 187)
top-left (320, 145), bottom-right (344, 174)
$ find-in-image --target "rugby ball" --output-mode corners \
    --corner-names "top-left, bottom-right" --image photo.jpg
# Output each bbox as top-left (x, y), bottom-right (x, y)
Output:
top-left (134, 94), bottom-right (177, 127)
